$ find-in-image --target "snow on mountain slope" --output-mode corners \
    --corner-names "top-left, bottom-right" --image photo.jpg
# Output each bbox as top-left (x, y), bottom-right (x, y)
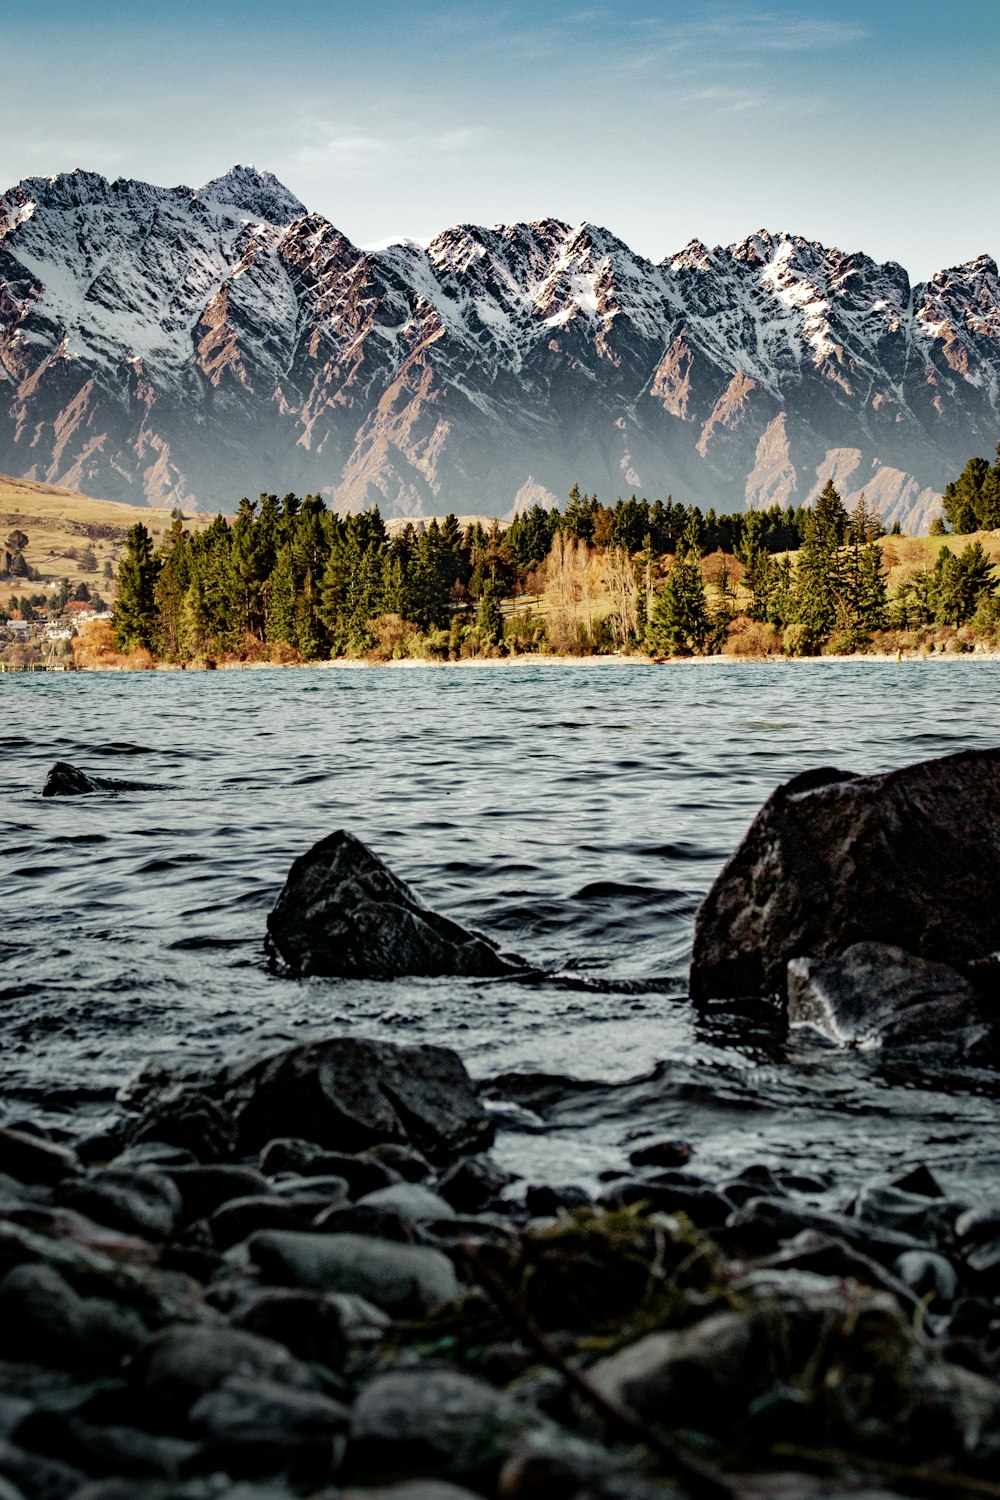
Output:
top-left (0, 165), bottom-right (997, 529)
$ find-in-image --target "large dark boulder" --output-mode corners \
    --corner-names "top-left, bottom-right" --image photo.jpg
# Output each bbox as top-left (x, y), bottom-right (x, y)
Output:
top-left (265, 829), bottom-right (521, 979)
top-left (689, 750), bottom-right (1000, 1003)
top-left (42, 761), bottom-right (159, 796)
top-left (123, 1035), bottom-right (494, 1161)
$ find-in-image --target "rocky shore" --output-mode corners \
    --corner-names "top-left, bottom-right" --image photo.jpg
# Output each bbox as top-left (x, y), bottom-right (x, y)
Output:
top-left (5, 749), bottom-right (1000, 1499)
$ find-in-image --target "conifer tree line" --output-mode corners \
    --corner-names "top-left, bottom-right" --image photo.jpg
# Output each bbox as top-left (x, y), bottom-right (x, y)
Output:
top-left (111, 473), bottom-right (1000, 663)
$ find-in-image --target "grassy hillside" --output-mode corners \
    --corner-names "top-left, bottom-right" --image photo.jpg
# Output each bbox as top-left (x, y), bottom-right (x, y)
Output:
top-left (876, 530), bottom-right (1000, 591)
top-left (0, 475), bottom-right (210, 600)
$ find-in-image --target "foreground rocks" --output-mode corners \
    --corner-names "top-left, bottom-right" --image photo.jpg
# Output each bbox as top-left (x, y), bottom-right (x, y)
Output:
top-left (690, 749), bottom-right (1000, 1004)
top-left (3, 1033), bottom-right (1000, 1499)
top-left (265, 829), bottom-right (523, 979)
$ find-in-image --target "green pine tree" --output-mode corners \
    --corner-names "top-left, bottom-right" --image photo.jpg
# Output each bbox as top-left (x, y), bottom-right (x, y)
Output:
top-left (113, 523), bottom-right (160, 651)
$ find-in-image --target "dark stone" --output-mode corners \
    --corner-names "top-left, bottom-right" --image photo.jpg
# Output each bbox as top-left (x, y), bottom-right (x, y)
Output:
top-left (57, 1169), bottom-right (182, 1242)
top-left (787, 942), bottom-right (988, 1052)
top-left (229, 1288), bottom-right (349, 1368)
top-left (248, 1230), bottom-right (459, 1316)
top-left (852, 1183), bottom-right (961, 1245)
top-left (312, 1203), bottom-right (416, 1243)
top-left (354, 1184), bottom-right (455, 1226)
top-left (0, 1129), bottom-right (78, 1187)
top-left (689, 750), bottom-right (1000, 1003)
top-left (0, 1264), bottom-right (144, 1370)
top-left (361, 1143), bottom-right (432, 1182)
top-left (894, 1250), bottom-right (959, 1306)
top-left (124, 1094), bottom-right (237, 1163)
top-left (347, 1368), bottom-right (538, 1485)
top-left (587, 1312), bottom-right (759, 1431)
top-left (761, 1230), bottom-right (919, 1309)
top-left (224, 1037), bottom-right (494, 1159)
top-left (437, 1155), bottom-right (514, 1213)
top-left (0, 1440), bottom-right (85, 1500)
top-left (189, 1375), bottom-right (349, 1479)
top-left (523, 1184), bottom-right (592, 1217)
top-left (128, 1325), bottom-right (318, 1426)
top-left (259, 1139), bottom-right (400, 1195)
top-left (627, 1139), bottom-right (694, 1169)
top-left (41, 763), bottom-right (158, 797)
top-left (13, 1410), bottom-right (193, 1480)
top-left (893, 1164), bottom-right (946, 1198)
top-left (723, 1196), bottom-right (925, 1268)
top-left (600, 1179), bottom-right (732, 1231)
top-left (265, 829), bottom-right (522, 979)
top-left (208, 1194), bottom-right (330, 1249)
top-left (161, 1164), bottom-right (271, 1222)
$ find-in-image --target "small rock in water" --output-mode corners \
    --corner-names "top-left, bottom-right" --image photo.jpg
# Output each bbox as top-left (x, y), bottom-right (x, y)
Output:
top-left (627, 1138), bottom-right (694, 1169)
top-left (248, 1230), bottom-right (459, 1316)
top-left (787, 942), bottom-right (987, 1052)
top-left (690, 748), bottom-right (1000, 1002)
top-left (265, 828), bottom-right (523, 979)
top-left (41, 761), bottom-right (158, 797)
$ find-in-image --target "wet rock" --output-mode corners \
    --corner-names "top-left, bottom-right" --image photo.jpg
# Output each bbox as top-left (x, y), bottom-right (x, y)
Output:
top-left (600, 1178), bottom-right (732, 1230)
top-left (362, 1144), bottom-right (432, 1182)
top-left (223, 1037), bottom-right (494, 1159)
top-left (956, 1208), bottom-right (1000, 1288)
top-left (260, 1140), bottom-right (401, 1195)
top-left (189, 1375), bottom-right (349, 1476)
top-left (111, 1142), bottom-right (199, 1170)
top-left (0, 1263), bottom-right (144, 1369)
top-left (894, 1250), bottom-right (959, 1306)
top-left (0, 1440), bottom-right (85, 1500)
top-left (58, 1170), bottom-right (182, 1242)
top-left (760, 1231), bottom-right (918, 1309)
top-left (229, 1289), bottom-right (349, 1369)
top-left (265, 829), bottom-right (521, 979)
top-left (311, 1203), bottom-right (416, 1243)
top-left (41, 763), bottom-right (158, 797)
top-left (355, 1184), bottom-right (455, 1226)
top-left (248, 1230), bottom-right (459, 1316)
top-left (129, 1325), bottom-right (318, 1425)
top-left (588, 1311), bottom-right (758, 1430)
top-left (689, 749), bottom-right (1000, 1002)
top-left (523, 1184), bottom-right (592, 1217)
top-left (852, 1183), bottom-right (961, 1245)
top-left (892, 1164), bottom-right (945, 1198)
top-left (437, 1156), bottom-right (514, 1213)
top-left (723, 1196), bottom-right (926, 1267)
top-left (125, 1094), bottom-right (237, 1164)
top-left (627, 1138), bottom-right (694, 1169)
top-left (209, 1195), bottom-right (329, 1249)
top-left (348, 1368), bottom-right (541, 1485)
top-left (0, 1129), bottom-right (79, 1188)
top-left (13, 1410), bottom-right (193, 1480)
top-left (787, 942), bottom-right (987, 1052)
top-left (163, 1165), bottom-right (270, 1222)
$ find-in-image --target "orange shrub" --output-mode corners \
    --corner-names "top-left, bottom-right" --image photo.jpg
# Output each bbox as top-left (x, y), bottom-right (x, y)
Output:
top-left (723, 617), bottom-right (782, 657)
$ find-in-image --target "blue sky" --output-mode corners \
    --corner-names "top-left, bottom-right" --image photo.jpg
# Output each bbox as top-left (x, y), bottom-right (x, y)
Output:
top-left (4, 0), bottom-right (998, 278)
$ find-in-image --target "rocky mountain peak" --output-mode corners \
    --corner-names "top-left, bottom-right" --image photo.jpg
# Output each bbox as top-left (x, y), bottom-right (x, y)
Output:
top-left (199, 165), bottom-right (306, 225)
top-left (0, 165), bottom-right (996, 534)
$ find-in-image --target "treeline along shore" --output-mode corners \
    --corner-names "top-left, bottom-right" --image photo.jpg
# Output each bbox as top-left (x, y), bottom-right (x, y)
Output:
top-left (52, 442), bottom-right (1000, 668)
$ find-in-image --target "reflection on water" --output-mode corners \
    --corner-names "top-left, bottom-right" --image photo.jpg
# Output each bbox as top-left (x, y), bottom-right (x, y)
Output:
top-left (3, 659), bottom-right (1000, 1196)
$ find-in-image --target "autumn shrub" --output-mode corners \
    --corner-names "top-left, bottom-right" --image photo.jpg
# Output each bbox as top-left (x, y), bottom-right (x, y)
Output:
top-left (723, 617), bottom-right (781, 657)
top-left (71, 618), bottom-right (117, 666)
top-left (268, 640), bottom-right (302, 666)
top-left (364, 613), bottom-right (419, 662)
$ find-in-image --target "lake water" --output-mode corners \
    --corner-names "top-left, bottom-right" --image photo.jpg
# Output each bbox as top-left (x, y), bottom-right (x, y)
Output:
top-left (4, 658), bottom-right (1000, 1201)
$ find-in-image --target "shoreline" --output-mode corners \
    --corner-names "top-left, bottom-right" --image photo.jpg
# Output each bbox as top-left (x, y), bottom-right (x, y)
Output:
top-left (58, 647), bottom-right (1000, 672)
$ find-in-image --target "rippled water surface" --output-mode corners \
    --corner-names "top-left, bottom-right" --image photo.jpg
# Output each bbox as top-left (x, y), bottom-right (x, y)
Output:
top-left (4, 659), bottom-right (1000, 1197)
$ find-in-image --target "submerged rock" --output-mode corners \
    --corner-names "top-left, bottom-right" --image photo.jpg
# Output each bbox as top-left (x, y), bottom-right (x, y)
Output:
top-left (786, 942), bottom-right (990, 1053)
top-left (41, 762), bottom-right (158, 797)
top-left (265, 829), bottom-right (521, 979)
top-left (690, 749), bottom-right (1000, 1003)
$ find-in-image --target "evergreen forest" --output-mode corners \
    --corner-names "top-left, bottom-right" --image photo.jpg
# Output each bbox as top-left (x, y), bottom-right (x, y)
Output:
top-left (103, 470), bottom-right (1000, 667)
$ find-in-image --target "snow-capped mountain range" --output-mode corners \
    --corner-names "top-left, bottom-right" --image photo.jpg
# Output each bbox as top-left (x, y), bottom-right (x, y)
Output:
top-left (2, 164), bottom-right (998, 529)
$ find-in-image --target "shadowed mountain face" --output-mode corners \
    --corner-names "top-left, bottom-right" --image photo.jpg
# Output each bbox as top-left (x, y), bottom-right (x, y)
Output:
top-left (1, 165), bottom-right (997, 528)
